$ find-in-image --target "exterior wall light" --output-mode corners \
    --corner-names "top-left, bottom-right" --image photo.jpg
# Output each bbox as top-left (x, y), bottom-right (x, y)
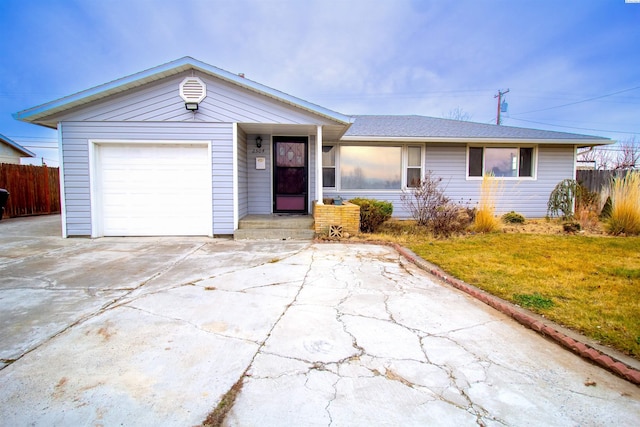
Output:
top-left (179, 76), bottom-right (207, 113)
top-left (256, 136), bottom-right (263, 148)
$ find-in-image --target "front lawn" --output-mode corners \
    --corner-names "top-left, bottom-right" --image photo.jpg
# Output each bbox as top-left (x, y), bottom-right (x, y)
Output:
top-left (362, 220), bottom-right (640, 359)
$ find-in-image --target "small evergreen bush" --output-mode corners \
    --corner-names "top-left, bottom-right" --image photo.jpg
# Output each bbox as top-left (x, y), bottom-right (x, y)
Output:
top-left (350, 198), bottom-right (393, 233)
top-left (502, 211), bottom-right (525, 224)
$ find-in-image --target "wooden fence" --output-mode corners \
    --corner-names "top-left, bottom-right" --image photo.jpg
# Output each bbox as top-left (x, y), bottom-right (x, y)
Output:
top-left (0, 163), bottom-right (60, 218)
top-left (576, 170), bottom-right (629, 193)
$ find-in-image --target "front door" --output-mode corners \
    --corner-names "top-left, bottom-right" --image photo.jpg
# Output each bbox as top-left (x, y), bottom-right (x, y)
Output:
top-left (273, 136), bottom-right (308, 213)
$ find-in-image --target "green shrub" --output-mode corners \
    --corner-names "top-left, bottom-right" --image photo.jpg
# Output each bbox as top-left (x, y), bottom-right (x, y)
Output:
top-left (502, 211), bottom-right (525, 224)
top-left (350, 198), bottom-right (393, 233)
top-left (547, 179), bottom-right (579, 220)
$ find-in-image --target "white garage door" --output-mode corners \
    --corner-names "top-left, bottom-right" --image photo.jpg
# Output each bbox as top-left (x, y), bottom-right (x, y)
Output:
top-left (96, 143), bottom-right (212, 236)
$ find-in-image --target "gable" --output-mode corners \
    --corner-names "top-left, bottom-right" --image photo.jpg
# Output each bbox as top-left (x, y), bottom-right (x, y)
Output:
top-left (14, 57), bottom-right (352, 130)
top-left (42, 71), bottom-right (343, 127)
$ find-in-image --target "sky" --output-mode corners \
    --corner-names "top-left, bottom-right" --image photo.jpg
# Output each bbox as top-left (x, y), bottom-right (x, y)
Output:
top-left (1, 0), bottom-right (639, 166)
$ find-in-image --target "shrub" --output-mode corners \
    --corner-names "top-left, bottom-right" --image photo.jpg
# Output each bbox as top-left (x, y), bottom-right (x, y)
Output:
top-left (606, 172), bottom-right (640, 235)
top-left (575, 184), bottom-right (601, 230)
top-left (502, 211), bottom-right (525, 224)
top-left (400, 171), bottom-right (449, 226)
top-left (431, 204), bottom-right (474, 237)
top-left (547, 179), bottom-right (579, 220)
top-left (563, 221), bottom-right (581, 233)
top-left (350, 198), bottom-right (393, 233)
top-left (472, 174), bottom-right (501, 233)
top-left (599, 196), bottom-right (613, 220)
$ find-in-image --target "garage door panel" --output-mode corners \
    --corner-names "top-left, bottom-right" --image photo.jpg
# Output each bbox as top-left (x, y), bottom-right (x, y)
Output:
top-left (97, 143), bottom-right (211, 236)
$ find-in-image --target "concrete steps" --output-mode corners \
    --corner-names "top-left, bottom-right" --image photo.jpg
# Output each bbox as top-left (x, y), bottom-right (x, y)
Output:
top-left (234, 215), bottom-right (315, 240)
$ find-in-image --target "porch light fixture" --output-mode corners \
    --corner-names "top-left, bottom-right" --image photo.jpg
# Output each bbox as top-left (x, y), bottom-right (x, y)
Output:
top-left (256, 136), bottom-right (263, 148)
top-left (185, 102), bottom-right (199, 111)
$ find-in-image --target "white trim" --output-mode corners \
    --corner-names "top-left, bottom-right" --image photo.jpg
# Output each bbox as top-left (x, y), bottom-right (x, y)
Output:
top-left (324, 142), bottom-right (424, 192)
top-left (57, 124), bottom-right (67, 238)
top-left (316, 126), bottom-right (324, 205)
top-left (89, 139), bottom-right (213, 237)
top-left (465, 144), bottom-right (538, 181)
top-left (232, 123), bottom-right (239, 231)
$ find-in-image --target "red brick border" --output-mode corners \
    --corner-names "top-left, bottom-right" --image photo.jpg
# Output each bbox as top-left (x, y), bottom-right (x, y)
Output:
top-left (388, 243), bottom-right (640, 386)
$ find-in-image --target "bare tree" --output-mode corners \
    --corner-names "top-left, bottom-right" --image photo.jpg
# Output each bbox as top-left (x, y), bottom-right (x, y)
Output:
top-left (614, 137), bottom-right (639, 170)
top-left (578, 147), bottom-right (613, 170)
top-left (578, 136), bottom-right (638, 170)
top-left (443, 107), bottom-right (472, 121)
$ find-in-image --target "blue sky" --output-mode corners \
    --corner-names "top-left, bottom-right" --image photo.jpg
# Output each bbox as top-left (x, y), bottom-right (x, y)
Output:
top-left (1, 0), bottom-right (639, 166)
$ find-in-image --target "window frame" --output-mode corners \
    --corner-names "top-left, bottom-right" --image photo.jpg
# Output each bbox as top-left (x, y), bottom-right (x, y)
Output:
top-left (321, 143), bottom-right (425, 191)
top-left (466, 144), bottom-right (537, 180)
top-left (321, 144), bottom-right (337, 189)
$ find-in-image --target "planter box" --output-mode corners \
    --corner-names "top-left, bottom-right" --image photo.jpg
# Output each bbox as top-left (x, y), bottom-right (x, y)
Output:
top-left (313, 200), bottom-right (360, 236)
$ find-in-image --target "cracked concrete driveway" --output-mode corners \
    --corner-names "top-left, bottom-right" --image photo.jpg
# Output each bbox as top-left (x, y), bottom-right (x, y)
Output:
top-left (0, 215), bottom-right (639, 426)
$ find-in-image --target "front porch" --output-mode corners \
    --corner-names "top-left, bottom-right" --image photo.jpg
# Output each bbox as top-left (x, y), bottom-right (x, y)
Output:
top-left (234, 214), bottom-right (315, 240)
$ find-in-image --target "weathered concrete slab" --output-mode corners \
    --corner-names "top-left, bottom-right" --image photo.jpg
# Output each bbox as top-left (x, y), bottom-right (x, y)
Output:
top-left (1, 216), bottom-right (639, 426)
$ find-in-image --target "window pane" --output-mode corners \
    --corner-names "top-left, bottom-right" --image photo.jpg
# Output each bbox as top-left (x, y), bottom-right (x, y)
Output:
top-left (519, 147), bottom-right (533, 177)
top-left (408, 146), bottom-right (421, 167)
top-left (340, 146), bottom-right (401, 189)
top-left (485, 148), bottom-right (518, 177)
top-left (322, 145), bottom-right (335, 166)
top-left (469, 147), bottom-right (483, 177)
top-left (323, 167), bottom-right (335, 187)
top-left (407, 168), bottom-right (421, 187)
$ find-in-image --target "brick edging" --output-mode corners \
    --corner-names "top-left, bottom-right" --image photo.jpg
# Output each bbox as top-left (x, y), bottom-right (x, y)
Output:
top-left (385, 243), bottom-right (640, 386)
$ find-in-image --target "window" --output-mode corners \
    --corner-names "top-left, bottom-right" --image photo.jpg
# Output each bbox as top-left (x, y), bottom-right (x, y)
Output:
top-left (468, 146), bottom-right (535, 178)
top-left (322, 144), bottom-right (421, 190)
top-left (322, 145), bottom-right (336, 187)
top-left (341, 146), bottom-right (401, 189)
top-left (407, 146), bottom-right (422, 187)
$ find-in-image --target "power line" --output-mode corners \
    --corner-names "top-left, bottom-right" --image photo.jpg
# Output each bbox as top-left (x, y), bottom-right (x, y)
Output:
top-left (507, 117), bottom-right (639, 136)
top-left (512, 86), bottom-right (640, 115)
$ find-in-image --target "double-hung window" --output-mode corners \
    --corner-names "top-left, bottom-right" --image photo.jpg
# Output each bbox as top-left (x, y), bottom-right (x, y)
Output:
top-left (322, 144), bottom-right (423, 190)
top-left (468, 146), bottom-right (535, 178)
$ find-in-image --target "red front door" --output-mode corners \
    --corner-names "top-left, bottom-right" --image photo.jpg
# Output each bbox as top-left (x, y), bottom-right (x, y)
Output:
top-left (273, 136), bottom-right (308, 213)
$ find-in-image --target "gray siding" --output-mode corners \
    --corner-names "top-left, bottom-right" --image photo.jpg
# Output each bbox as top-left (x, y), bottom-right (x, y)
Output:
top-left (325, 143), bottom-right (576, 219)
top-left (55, 71), bottom-right (341, 127)
top-left (246, 134), bottom-right (272, 214)
top-left (60, 121), bottom-right (234, 236)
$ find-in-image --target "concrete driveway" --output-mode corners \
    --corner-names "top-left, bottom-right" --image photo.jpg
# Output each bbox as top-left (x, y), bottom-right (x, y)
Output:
top-left (0, 215), bottom-right (638, 426)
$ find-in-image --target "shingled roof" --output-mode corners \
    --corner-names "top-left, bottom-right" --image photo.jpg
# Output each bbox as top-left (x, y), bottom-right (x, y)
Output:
top-left (343, 115), bottom-right (611, 145)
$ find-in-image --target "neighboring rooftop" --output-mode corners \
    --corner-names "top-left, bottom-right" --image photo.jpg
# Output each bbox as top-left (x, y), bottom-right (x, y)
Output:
top-left (344, 115), bottom-right (612, 145)
top-left (0, 133), bottom-right (36, 158)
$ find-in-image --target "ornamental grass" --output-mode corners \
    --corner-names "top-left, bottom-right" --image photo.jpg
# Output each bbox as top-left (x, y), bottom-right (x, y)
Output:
top-left (606, 171), bottom-right (640, 236)
top-left (472, 174), bottom-right (501, 233)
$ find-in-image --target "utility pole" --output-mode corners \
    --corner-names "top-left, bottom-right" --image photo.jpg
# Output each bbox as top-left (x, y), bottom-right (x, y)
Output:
top-left (494, 89), bottom-right (510, 125)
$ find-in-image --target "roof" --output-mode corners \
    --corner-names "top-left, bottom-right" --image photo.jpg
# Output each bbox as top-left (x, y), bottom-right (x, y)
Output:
top-left (343, 115), bottom-right (613, 146)
top-left (0, 133), bottom-right (36, 157)
top-left (13, 57), bottom-right (353, 128)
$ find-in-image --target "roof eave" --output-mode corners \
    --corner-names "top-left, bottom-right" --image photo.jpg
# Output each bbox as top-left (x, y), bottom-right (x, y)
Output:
top-left (340, 135), bottom-right (613, 146)
top-left (13, 57), bottom-right (352, 127)
top-left (0, 133), bottom-right (36, 157)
